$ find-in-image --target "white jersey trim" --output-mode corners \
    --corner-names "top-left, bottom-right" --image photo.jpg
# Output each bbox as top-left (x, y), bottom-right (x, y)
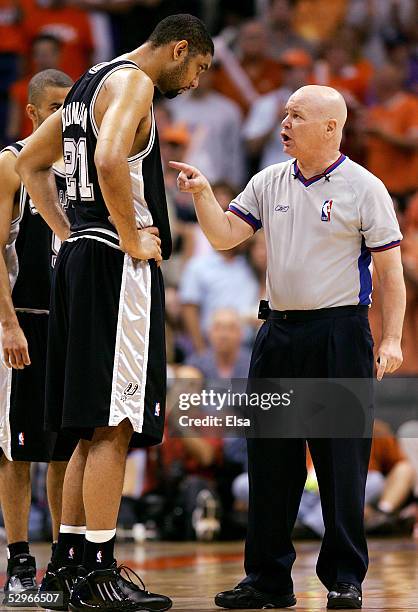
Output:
top-left (89, 62), bottom-right (139, 138)
top-left (0, 362), bottom-right (13, 461)
top-left (108, 255), bottom-right (151, 433)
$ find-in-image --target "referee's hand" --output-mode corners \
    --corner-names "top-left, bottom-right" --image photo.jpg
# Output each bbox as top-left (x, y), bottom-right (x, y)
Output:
top-left (169, 161), bottom-right (209, 194)
top-left (376, 338), bottom-right (403, 381)
top-left (2, 323), bottom-right (31, 370)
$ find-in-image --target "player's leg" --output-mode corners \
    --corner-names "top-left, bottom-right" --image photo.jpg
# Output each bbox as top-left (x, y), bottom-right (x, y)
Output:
top-left (47, 461), bottom-right (67, 542)
top-left (82, 419), bottom-right (133, 569)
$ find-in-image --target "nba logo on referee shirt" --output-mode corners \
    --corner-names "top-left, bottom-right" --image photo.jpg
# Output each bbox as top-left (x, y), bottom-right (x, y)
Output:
top-left (321, 200), bottom-right (333, 222)
top-left (18, 432), bottom-right (24, 446)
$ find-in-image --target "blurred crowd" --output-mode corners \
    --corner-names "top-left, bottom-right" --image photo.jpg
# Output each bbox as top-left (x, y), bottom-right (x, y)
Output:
top-left (0, 0), bottom-right (418, 542)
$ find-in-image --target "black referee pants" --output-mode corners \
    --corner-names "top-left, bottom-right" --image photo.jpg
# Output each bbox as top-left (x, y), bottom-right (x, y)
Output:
top-left (241, 307), bottom-right (374, 594)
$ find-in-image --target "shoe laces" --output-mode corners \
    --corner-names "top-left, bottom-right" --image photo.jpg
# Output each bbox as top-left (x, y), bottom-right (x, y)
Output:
top-left (117, 565), bottom-right (146, 591)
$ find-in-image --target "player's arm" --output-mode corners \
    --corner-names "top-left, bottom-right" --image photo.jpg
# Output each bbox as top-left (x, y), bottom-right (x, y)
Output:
top-left (94, 69), bottom-right (161, 261)
top-left (372, 247), bottom-right (406, 380)
top-left (169, 161), bottom-right (253, 250)
top-left (15, 110), bottom-right (70, 241)
top-left (0, 152), bottom-right (30, 369)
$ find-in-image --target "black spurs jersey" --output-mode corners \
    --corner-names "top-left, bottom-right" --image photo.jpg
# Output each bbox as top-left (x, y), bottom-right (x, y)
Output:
top-left (62, 59), bottom-right (172, 258)
top-left (2, 141), bottom-right (72, 312)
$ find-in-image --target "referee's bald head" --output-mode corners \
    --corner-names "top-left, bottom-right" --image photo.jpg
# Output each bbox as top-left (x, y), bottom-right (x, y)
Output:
top-left (281, 85), bottom-right (348, 161)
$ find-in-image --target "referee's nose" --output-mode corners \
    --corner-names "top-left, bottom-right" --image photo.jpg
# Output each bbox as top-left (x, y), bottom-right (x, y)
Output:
top-left (281, 113), bottom-right (291, 129)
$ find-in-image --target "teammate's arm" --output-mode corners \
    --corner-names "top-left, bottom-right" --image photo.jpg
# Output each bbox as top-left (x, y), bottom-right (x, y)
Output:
top-left (15, 111), bottom-right (70, 241)
top-left (372, 247), bottom-right (405, 380)
top-left (169, 161), bottom-right (253, 250)
top-left (0, 152), bottom-right (30, 369)
top-left (94, 69), bottom-right (161, 261)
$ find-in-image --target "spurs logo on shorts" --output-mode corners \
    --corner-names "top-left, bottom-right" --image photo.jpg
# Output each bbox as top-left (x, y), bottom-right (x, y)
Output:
top-left (121, 382), bottom-right (139, 403)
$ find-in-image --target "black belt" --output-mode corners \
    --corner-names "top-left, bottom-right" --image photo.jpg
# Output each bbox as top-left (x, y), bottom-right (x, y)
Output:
top-left (258, 301), bottom-right (369, 322)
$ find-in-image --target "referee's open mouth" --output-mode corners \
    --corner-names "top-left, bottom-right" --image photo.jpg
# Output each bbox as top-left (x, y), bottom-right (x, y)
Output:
top-left (281, 132), bottom-right (292, 146)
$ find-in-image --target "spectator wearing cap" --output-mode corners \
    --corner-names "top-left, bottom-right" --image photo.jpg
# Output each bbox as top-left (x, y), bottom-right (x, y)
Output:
top-left (213, 19), bottom-right (283, 116)
top-left (243, 48), bottom-right (312, 170)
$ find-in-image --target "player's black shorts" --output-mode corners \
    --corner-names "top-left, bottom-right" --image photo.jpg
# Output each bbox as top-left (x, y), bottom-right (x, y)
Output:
top-left (45, 236), bottom-right (166, 447)
top-left (0, 312), bottom-right (78, 462)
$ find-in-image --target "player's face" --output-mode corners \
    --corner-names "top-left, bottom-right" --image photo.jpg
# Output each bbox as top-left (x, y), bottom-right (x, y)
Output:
top-left (280, 96), bottom-right (328, 159)
top-left (159, 52), bottom-right (212, 99)
top-left (36, 85), bottom-right (71, 125)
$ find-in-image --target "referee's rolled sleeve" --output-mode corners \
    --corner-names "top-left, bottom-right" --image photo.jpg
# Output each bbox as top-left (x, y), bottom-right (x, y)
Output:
top-left (228, 176), bottom-right (262, 232)
top-left (359, 177), bottom-right (403, 251)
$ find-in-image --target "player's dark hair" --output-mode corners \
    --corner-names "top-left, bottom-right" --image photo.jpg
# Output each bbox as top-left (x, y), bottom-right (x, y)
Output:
top-left (28, 69), bottom-right (73, 105)
top-left (148, 14), bottom-right (214, 57)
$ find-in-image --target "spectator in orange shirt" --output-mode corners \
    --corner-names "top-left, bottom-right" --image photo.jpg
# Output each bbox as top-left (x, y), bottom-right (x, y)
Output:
top-left (21, 0), bottom-right (94, 80)
top-left (7, 33), bottom-right (62, 141)
top-left (364, 63), bottom-right (418, 211)
top-left (312, 29), bottom-right (374, 104)
top-left (292, 0), bottom-right (348, 46)
top-left (213, 19), bottom-right (283, 116)
top-left (0, 0), bottom-right (24, 142)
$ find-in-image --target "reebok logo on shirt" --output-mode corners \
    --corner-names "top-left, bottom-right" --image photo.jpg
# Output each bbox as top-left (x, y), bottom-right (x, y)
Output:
top-left (275, 204), bottom-right (289, 212)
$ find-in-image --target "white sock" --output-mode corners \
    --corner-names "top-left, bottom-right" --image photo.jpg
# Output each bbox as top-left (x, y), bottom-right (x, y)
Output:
top-left (59, 524), bottom-right (86, 535)
top-left (86, 529), bottom-right (116, 544)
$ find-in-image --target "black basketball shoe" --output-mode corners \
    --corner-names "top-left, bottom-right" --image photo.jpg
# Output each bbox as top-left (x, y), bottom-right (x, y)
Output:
top-left (69, 565), bottom-right (172, 611)
top-left (3, 554), bottom-right (37, 607)
top-left (38, 562), bottom-right (85, 610)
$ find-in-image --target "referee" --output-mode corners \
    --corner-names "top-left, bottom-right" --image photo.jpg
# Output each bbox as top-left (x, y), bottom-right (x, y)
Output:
top-left (170, 85), bottom-right (405, 610)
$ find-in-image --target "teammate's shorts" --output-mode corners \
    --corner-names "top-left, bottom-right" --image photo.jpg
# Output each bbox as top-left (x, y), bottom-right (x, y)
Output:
top-left (45, 237), bottom-right (166, 447)
top-left (0, 312), bottom-right (78, 462)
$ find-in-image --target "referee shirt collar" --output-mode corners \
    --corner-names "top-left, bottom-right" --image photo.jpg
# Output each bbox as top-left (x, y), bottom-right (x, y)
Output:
top-left (293, 153), bottom-right (346, 187)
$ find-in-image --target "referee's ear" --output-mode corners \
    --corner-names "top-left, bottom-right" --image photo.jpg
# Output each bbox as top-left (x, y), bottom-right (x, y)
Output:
top-left (325, 119), bottom-right (337, 138)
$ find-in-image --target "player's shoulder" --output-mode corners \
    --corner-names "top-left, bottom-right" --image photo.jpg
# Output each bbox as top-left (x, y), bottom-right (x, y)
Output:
top-left (340, 157), bottom-right (389, 198)
top-left (104, 61), bottom-right (154, 99)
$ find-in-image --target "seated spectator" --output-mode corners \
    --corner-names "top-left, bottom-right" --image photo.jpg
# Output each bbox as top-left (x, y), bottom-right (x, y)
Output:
top-left (292, 0), bottom-right (347, 46)
top-left (179, 244), bottom-right (259, 353)
top-left (0, 0), bottom-right (24, 143)
top-left (312, 31), bottom-right (374, 104)
top-left (21, 0), bottom-right (94, 80)
top-left (168, 68), bottom-right (245, 187)
top-left (187, 308), bottom-right (251, 379)
top-left (7, 33), bottom-right (61, 141)
top-left (228, 420), bottom-right (416, 537)
top-left (243, 48), bottom-right (311, 170)
top-left (363, 63), bottom-right (418, 211)
top-left (297, 421), bottom-right (416, 537)
top-left (213, 18), bottom-right (283, 116)
top-left (262, 0), bottom-right (313, 60)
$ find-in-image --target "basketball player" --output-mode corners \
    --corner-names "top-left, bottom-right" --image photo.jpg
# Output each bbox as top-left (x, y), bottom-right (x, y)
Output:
top-left (0, 69), bottom-right (75, 603)
top-left (17, 14), bottom-right (213, 612)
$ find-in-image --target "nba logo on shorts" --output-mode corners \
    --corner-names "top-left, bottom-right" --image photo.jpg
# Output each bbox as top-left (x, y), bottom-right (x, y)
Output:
top-left (154, 402), bottom-right (160, 417)
top-left (97, 550), bottom-right (102, 563)
top-left (321, 200), bottom-right (333, 222)
top-left (68, 547), bottom-right (74, 560)
top-left (18, 432), bottom-right (24, 446)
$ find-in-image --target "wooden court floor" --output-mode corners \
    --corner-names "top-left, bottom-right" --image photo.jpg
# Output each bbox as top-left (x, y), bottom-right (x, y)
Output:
top-left (0, 538), bottom-right (417, 611)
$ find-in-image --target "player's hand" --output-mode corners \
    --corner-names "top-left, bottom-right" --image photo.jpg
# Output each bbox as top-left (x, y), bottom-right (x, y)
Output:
top-left (376, 338), bottom-right (403, 381)
top-left (2, 323), bottom-right (31, 370)
top-left (168, 161), bottom-right (210, 195)
top-left (121, 226), bottom-right (162, 262)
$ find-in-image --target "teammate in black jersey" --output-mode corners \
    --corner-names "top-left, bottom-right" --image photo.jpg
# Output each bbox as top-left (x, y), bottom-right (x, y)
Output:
top-left (0, 69), bottom-right (76, 605)
top-left (17, 14), bottom-right (213, 612)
